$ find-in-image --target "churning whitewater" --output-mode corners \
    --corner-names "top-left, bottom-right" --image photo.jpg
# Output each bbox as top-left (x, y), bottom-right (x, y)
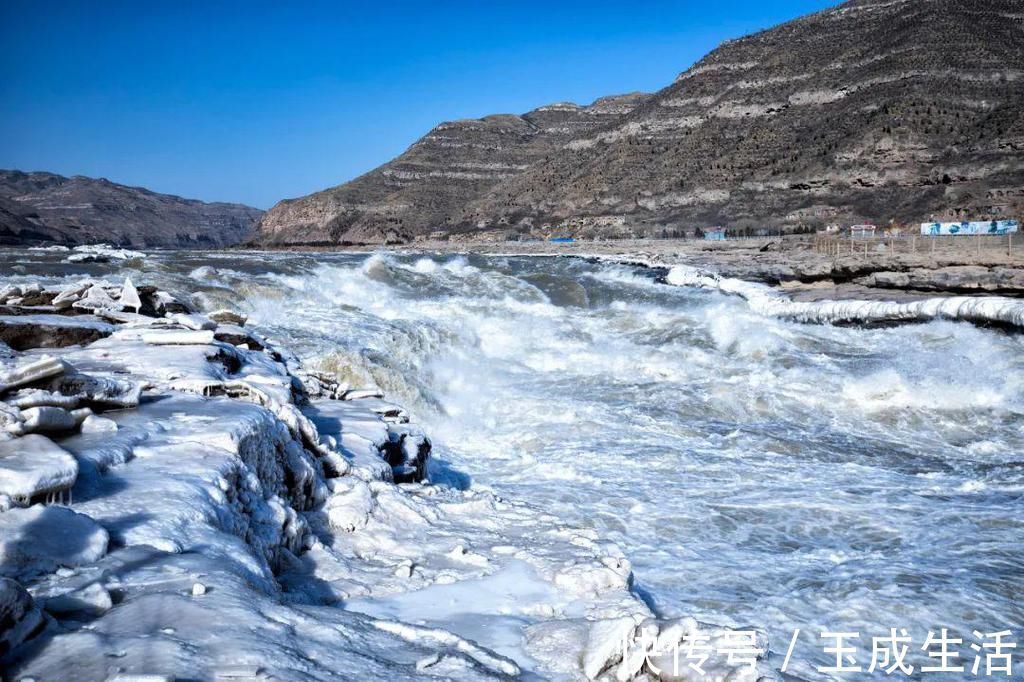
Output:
top-left (186, 251), bottom-right (1023, 672)
top-left (6, 249), bottom-right (1023, 678)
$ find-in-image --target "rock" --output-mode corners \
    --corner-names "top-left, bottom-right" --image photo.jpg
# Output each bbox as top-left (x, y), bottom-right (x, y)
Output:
top-left (0, 317), bottom-right (113, 351)
top-left (49, 373), bottom-right (142, 409)
top-left (168, 313), bottom-right (216, 331)
top-left (0, 506), bottom-right (108, 580)
top-left (0, 578), bottom-right (45, 657)
top-left (0, 355), bottom-right (66, 394)
top-left (0, 434), bottom-right (79, 502)
top-left (381, 427), bottom-right (431, 483)
top-left (582, 616), bottom-right (641, 680)
top-left (142, 290), bottom-right (193, 316)
top-left (0, 285), bottom-right (23, 303)
top-left (213, 325), bottom-right (264, 351)
top-left (208, 309), bottom-right (247, 326)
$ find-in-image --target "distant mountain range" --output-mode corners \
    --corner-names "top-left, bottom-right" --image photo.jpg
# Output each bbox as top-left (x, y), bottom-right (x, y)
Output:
top-left (257, 0), bottom-right (1024, 245)
top-left (0, 171), bottom-right (262, 248)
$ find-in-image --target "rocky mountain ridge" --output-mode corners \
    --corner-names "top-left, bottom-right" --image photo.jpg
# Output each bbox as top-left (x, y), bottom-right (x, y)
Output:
top-left (0, 170), bottom-right (263, 248)
top-left (256, 0), bottom-right (1024, 245)
top-left (256, 93), bottom-right (649, 245)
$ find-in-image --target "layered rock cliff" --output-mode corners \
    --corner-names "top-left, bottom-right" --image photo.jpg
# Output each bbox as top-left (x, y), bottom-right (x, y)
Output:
top-left (257, 0), bottom-right (1024, 244)
top-left (0, 171), bottom-right (263, 248)
top-left (256, 94), bottom-right (648, 245)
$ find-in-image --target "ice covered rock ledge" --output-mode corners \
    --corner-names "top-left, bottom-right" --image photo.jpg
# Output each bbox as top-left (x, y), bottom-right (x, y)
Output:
top-left (664, 263), bottom-right (1024, 329)
top-left (0, 277), bottom-right (779, 680)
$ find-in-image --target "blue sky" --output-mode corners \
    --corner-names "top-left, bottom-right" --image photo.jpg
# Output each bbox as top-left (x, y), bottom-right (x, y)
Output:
top-left (0, 1), bottom-right (834, 208)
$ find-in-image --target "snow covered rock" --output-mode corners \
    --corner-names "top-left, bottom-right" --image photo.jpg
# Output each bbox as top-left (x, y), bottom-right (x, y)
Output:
top-left (342, 387), bottom-right (385, 400)
top-left (208, 309), bottom-right (247, 327)
top-left (72, 283), bottom-right (118, 312)
top-left (142, 289), bottom-right (193, 316)
top-left (0, 284), bottom-right (23, 303)
top-left (381, 426), bottom-right (431, 483)
top-left (326, 479), bottom-right (375, 531)
top-left (50, 373), bottom-right (142, 409)
top-left (14, 406), bottom-right (80, 434)
top-left (0, 315), bottom-right (114, 350)
top-left (0, 434), bottom-right (78, 503)
top-left (6, 388), bottom-right (82, 410)
top-left (0, 356), bottom-right (66, 394)
top-left (168, 313), bottom-right (216, 331)
top-left (0, 506), bottom-right (109, 580)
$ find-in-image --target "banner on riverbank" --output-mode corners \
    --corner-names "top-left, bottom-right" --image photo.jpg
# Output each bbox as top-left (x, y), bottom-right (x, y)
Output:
top-left (920, 220), bottom-right (1019, 236)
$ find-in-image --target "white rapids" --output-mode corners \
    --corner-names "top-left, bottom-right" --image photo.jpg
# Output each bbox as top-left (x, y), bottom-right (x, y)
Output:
top-left (2, 248), bottom-right (1023, 679)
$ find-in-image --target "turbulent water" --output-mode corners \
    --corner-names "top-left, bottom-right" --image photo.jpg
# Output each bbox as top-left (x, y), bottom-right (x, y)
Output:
top-left (7, 249), bottom-right (1024, 677)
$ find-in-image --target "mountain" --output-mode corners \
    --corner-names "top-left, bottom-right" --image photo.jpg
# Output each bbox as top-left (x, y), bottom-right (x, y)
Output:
top-left (256, 94), bottom-right (648, 245)
top-left (0, 171), bottom-right (263, 248)
top-left (256, 0), bottom-right (1024, 244)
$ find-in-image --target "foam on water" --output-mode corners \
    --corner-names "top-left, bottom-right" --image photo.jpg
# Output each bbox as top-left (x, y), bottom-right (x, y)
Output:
top-left (6, 249), bottom-right (1022, 676)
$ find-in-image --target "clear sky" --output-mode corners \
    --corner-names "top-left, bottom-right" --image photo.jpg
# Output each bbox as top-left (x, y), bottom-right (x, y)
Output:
top-left (0, 1), bottom-right (834, 209)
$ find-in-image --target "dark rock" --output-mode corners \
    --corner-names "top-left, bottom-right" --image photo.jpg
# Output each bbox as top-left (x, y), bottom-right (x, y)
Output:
top-left (0, 317), bottom-right (113, 351)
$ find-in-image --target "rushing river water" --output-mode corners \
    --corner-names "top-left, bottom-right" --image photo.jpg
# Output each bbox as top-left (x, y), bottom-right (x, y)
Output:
top-left (6, 248), bottom-right (1024, 678)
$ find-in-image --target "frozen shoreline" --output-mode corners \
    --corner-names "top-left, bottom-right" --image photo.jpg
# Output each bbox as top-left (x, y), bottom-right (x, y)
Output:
top-left (364, 239), bottom-right (1024, 330)
top-left (0, 270), bottom-right (776, 680)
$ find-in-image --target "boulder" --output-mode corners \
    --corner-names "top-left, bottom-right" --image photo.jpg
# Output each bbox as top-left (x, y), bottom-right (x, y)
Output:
top-left (0, 578), bottom-right (45, 657)
top-left (208, 309), bottom-right (247, 326)
top-left (0, 317), bottom-right (113, 351)
top-left (49, 373), bottom-right (142, 409)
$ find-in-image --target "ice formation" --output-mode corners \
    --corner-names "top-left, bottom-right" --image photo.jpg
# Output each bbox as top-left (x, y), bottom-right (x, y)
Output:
top-left (0, 275), bottom-right (774, 680)
top-left (665, 264), bottom-right (1024, 328)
